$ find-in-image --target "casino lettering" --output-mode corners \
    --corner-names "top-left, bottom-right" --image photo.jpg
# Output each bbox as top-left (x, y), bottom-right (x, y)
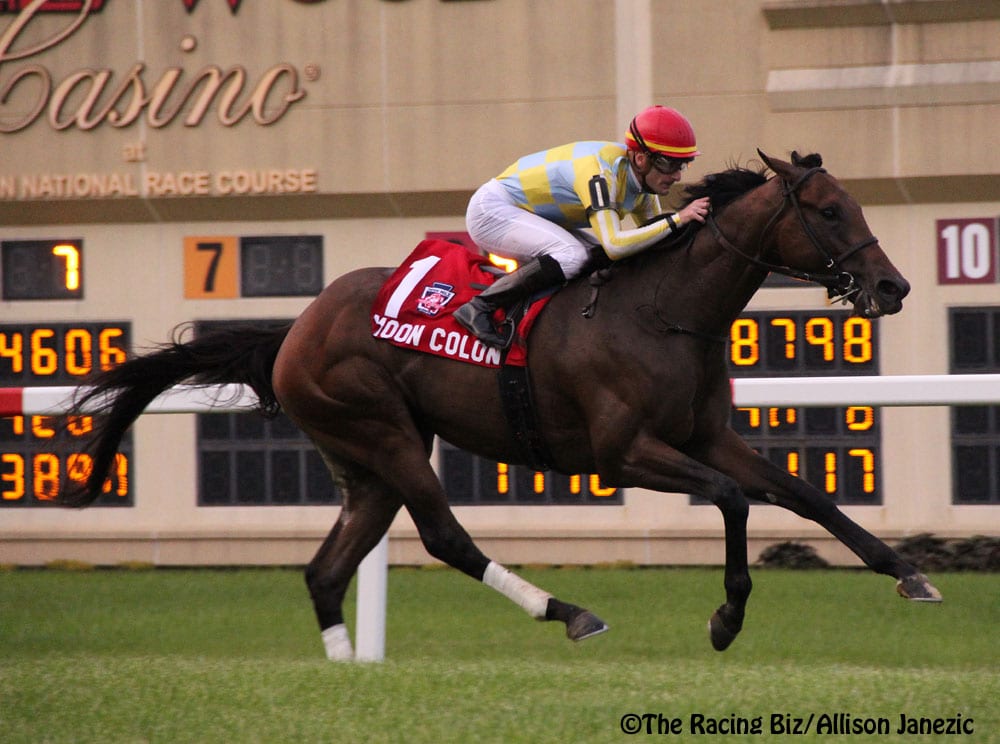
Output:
top-left (0, 0), bottom-right (309, 133)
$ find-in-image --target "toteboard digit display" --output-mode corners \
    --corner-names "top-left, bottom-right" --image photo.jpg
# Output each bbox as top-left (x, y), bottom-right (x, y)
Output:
top-left (726, 310), bottom-right (881, 504)
top-left (0, 322), bottom-right (132, 507)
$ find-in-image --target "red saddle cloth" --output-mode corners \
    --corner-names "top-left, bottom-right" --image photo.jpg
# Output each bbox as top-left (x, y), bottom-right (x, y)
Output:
top-left (371, 239), bottom-right (550, 368)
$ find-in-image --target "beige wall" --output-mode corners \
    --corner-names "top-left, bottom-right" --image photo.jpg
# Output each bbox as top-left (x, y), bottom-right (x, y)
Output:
top-left (0, 0), bottom-right (997, 566)
top-left (2, 0), bottom-right (995, 221)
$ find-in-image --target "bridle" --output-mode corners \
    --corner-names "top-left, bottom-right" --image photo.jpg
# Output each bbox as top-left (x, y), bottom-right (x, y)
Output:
top-left (586, 164), bottom-right (880, 341)
top-left (705, 166), bottom-right (879, 304)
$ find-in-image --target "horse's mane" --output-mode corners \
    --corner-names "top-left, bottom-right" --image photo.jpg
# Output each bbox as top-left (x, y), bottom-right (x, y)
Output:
top-left (613, 151), bottom-right (825, 261)
top-left (679, 151), bottom-right (823, 210)
top-left (680, 164), bottom-right (767, 210)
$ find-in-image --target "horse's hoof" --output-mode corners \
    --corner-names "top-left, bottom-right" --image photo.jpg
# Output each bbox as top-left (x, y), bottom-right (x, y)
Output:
top-left (896, 573), bottom-right (943, 602)
top-left (566, 610), bottom-right (609, 642)
top-left (708, 611), bottom-right (741, 651)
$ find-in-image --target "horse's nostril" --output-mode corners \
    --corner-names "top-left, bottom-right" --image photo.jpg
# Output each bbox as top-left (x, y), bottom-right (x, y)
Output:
top-left (877, 281), bottom-right (898, 298)
top-left (877, 279), bottom-right (909, 301)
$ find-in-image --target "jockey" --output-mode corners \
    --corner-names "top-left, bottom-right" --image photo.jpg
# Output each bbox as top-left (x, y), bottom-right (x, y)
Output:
top-left (454, 105), bottom-right (712, 348)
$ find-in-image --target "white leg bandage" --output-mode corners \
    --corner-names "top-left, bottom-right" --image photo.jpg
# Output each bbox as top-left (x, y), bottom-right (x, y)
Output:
top-left (321, 623), bottom-right (354, 661)
top-left (482, 561), bottom-right (552, 619)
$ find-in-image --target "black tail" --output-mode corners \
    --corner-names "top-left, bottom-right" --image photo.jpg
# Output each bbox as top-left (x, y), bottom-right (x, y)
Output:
top-left (63, 322), bottom-right (292, 507)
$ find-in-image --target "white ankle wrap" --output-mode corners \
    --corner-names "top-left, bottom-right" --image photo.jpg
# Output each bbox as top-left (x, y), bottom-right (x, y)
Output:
top-left (321, 623), bottom-right (354, 661)
top-left (483, 561), bottom-right (551, 619)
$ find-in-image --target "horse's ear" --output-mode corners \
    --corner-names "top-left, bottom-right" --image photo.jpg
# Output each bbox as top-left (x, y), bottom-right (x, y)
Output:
top-left (757, 149), bottom-right (794, 179)
top-left (790, 151), bottom-right (823, 168)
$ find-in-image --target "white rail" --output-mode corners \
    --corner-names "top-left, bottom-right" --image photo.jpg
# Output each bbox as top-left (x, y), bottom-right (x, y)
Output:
top-left (3, 374), bottom-right (999, 418)
top-left (0, 384), bottom-right (258, 417)
top-left (732, 374), bottom-right (1000, 407)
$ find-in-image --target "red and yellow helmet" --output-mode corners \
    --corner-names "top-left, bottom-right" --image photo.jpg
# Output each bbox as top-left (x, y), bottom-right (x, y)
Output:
top-left (625, 105), bottom-right (701, 159)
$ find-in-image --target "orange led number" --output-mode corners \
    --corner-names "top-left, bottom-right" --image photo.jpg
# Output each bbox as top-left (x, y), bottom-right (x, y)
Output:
top-left (30, 329), bottom-right (58, 376)
top-left (823, 451), bottom-right (837, 493)
top-left (843, 318), bottom-right (873, 364)
top-left (589, 475), bottom-right (616, 497)
top-left (33, 453), bottom-right (60, 501)
top-left (2, 453), bottom-right (25, 501)
top-left (65, 328), bottom-right (93, 376)
top-left (737, 407), bottom-right (761, 428)
top-left (496, 462), bottom-right (509, 494)
top-left (768, 407), bottom-right (796, 429)
top-left (849, 448), bottom-right (876, 493)
top-left (0, 332), bottom-right (23, 373)
top-left (785, 451), bottom-right (800, 479)
top-left (52, 244), bottom-right (81, 291)
top-left (769, 317), bottom-right (796, 360)
top-left (99, 328), bottom-right (127, 370)
top-left (730, 319), bottom-right (759, 366)
top-left (805, 317), bottom-right (835, 362)
top-left (845, 406), bottom-right (874, 431)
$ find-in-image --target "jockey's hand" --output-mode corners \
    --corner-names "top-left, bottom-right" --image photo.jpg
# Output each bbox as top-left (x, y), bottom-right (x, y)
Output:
top-left (677, 196), bottom-right (711, 225)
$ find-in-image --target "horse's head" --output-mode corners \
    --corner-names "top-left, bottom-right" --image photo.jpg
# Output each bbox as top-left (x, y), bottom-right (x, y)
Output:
top-left (756, 150), bottom-right (910, 318)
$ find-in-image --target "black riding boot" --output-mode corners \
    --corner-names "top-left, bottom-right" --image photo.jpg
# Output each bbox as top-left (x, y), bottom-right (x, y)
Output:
top-left (453, 255), bottom-right (565, 348)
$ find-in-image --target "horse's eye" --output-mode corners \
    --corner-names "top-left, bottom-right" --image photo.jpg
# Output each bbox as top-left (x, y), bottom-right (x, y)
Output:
top-left (820, 207), bottom-right (838, 220)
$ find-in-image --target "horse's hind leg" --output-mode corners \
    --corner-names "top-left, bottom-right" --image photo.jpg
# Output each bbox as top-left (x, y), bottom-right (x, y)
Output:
top-left (303, 459), bottom-right (402, 661)
top-left (303, 441), bottom-right (605, 656)
top-left (398, 464), bottom-right (609, 642)
top-left (276, 354), bottom-right (606, 647)
top-left (356, 434), bottom-right (607, 642)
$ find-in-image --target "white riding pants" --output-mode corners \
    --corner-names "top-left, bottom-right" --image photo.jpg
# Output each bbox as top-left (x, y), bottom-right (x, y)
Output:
top-left (465, 179), bottom-right (595, 278)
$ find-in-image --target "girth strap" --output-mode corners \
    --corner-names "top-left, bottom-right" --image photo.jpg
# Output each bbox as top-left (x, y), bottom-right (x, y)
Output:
top-left (581, 267), bottom-right (614, 318)
top-left (496, 363), bottom-right (553, 472)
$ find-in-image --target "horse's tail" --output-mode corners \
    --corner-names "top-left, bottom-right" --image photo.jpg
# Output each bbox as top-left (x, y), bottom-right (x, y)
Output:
top-left (63, 321), bottom-right (292, 507)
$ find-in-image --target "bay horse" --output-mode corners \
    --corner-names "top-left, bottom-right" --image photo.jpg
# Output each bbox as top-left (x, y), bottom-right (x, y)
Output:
top-left (63, 150), bottom-right (941, 660)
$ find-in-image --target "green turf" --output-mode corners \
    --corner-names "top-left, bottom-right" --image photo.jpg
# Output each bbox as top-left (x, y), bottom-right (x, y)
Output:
top-left (1, 567), bottom-right (997, 743)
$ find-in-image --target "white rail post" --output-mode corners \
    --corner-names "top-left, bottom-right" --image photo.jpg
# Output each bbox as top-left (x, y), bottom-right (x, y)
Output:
top-left (354, 534), bottom-right (388, 662)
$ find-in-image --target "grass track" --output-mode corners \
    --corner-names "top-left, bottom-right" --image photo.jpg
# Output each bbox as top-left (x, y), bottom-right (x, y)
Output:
top-left (1, 567), bottom-right (998, 743)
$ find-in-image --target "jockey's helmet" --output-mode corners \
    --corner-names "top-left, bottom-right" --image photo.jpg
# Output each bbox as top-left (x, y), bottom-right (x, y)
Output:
top-left (625, 106), bottom-right (701, 160)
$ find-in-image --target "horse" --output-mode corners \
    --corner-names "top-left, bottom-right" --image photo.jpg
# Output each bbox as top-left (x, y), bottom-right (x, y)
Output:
top-left (62, 150), bottom-right (942, 660)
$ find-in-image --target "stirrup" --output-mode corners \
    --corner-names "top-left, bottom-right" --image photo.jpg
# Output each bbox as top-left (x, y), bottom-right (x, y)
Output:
top-left (489, 318), bottom-right (516, 350)
top-left (454, 302), bottom-right (514, 349)
top-left (468, 317), bottom-right (515, 350)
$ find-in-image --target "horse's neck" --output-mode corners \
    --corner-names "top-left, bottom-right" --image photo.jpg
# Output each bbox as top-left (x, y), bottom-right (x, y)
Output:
top-left (629, 215), bottom-right (771, 339)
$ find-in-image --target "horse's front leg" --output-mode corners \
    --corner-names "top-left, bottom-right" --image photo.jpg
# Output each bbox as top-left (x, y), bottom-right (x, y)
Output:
top-left (605, 432), bottom-right (752, 651)
top-left (699, 428), bottom-right (942, 602)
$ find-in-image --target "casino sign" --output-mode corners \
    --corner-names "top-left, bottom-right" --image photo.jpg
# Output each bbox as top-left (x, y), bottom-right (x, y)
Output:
top-left (0, 0), bottom-right (313, 134)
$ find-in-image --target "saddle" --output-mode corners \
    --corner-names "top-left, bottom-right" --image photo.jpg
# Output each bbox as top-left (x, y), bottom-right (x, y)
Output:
top-left (371, 239), bottom-right (553, 369)
top-left (371, 239), bottom-right (555, 469)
